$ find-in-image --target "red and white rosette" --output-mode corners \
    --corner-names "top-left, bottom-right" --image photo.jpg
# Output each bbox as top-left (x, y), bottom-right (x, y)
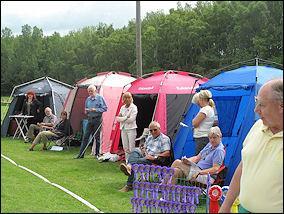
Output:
top-left (208, 185), bottom-right (222, 213)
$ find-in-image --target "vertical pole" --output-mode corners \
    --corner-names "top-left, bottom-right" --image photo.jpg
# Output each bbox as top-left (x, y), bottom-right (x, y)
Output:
top-left (136, 1), bottom-right (142, 77)
top-left (254, 57), bottom-right (259, 122)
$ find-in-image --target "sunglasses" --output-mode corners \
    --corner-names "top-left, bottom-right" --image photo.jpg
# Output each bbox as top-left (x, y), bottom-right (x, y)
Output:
top-left (150, 129), bottom-right (158, 132)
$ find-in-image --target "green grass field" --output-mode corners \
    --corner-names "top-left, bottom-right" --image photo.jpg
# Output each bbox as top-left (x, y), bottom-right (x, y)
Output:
top-left (1, 97), bottom-right (206, 213)
top-left (1, 138), bottom-right (207, 213)
top-left (1, 138), bottom-right (134, 213)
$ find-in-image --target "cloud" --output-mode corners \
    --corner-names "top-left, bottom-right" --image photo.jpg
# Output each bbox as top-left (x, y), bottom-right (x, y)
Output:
top-left (1, 1), bottom-right (196, 36)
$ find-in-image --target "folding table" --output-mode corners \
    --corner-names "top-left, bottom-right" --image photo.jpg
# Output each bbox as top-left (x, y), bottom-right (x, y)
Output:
top-left (9, 115), bottom-right (34, 139)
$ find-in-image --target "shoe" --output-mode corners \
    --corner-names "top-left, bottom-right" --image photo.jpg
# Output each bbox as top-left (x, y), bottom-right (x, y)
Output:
top-left (28, 148), bottom-right (33, 151)
top-left (74, 155), bottom-right (84, 159)
top-left (41, 146), bottom-right (47, 151)
top-left (24, 137), bottom-right (31, 143)
top-left (95, 154), bottom-right (103, 160)
top-left (119, 185), bottom-right (133, 192)
top-left (120, 163), bottom-right (131, 176)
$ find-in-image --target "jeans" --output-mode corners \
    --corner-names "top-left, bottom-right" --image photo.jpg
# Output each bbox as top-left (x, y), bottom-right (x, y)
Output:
top-left (78, 116), bottom-right (102, 157)
top-left (127, 148), bottom-right (152, 186)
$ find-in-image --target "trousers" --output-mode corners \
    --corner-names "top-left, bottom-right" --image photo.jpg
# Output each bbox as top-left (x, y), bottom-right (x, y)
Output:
top-left (78, 116), bottom-right (102, 157)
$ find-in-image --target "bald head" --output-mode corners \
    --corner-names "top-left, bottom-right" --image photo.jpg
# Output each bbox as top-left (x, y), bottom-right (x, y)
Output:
top-left (44, 107), bottom-right (52, 116)
top-left (265, 78), bottom-right (283, 101)
top-left (255, 78), bottom-right (283, 133)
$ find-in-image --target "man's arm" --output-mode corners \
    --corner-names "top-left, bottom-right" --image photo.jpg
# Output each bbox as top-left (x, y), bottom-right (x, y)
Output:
top-left (157, 150), bottom-right (170, 157)
top-left (145, 150), bottom-right (170, 161)
top-left (219, 162), bottom-right (242, 213)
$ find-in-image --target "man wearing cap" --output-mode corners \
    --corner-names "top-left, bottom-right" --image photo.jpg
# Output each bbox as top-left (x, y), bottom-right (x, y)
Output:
top-left (119, 121), bottom-right (171, 192)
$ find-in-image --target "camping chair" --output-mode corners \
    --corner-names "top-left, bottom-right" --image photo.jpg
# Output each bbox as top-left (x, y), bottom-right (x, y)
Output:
top-left (47, 134), bottom-right (75, 150)
top-left (47, 122), bottom-right (74, 151)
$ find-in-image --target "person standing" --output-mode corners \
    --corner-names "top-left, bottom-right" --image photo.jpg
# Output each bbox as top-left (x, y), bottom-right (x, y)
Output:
top-left (21, 90), bottom-right (42, 127)
top-left (75, 85), bottom-right (108, 159)
top-left (219, 78), bottom-right (283, 213)
top-left (192, 90), bottom-right (215, 155)
top-left (116, 92), bottom-right (138, 163)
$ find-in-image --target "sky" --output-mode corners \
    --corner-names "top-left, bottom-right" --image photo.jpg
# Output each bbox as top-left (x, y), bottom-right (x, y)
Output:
top-left (1, 1), bottom-right (197, 36)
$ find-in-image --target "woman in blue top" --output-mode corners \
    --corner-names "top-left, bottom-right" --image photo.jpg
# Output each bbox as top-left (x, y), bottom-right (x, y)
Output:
top-left (171, 126), bottom-right (225, 185)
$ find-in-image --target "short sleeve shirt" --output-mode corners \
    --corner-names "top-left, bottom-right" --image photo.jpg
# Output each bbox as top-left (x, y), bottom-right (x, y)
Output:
top-left (193, 105), bottom-right (215, 138)
top-left (197, 142), bottom-right (225, 169)
top-left (43, 114), bottom-right (57, 125)
top-left (145, 133), bottom-right (171, 156)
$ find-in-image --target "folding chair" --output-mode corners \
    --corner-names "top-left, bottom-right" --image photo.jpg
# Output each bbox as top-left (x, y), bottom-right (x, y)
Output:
top-left (47, 134), bottom-right (74, 150)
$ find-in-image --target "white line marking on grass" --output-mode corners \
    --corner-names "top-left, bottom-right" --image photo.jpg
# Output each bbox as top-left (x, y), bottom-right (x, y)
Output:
top-left (1, 154), bottom-right (103, 213)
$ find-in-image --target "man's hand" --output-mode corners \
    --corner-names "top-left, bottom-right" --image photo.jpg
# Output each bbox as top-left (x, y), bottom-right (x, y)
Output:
top-left (145, 154), bottom-right (156, 161)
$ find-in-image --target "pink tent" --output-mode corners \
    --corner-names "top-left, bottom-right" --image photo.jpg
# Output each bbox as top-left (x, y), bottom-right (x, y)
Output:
top-left (63, 71), bottom-right (136, 154)
top-left (109, 70), bottom-right (208, 153)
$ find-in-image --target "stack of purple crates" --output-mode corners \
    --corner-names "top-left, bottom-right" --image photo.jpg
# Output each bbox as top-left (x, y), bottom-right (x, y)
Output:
top-left (130, 164), bottom-right (202, 213)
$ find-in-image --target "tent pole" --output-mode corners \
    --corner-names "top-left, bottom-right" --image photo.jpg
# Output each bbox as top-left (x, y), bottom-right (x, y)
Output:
top-left (46, 77), bottom-right (57, 116)
top-left (255, 57), bottom-right (259, 66)
top-left (1, 86), bottom-right (16, 125)
top-left (151, 71), bottom-right (170, 122)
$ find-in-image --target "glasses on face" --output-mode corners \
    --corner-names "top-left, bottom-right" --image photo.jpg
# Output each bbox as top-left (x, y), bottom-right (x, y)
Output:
top-left (150, 129), bottom-right (158, 133)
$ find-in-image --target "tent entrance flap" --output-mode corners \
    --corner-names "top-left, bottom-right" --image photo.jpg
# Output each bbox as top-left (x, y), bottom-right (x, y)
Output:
top-left (214, 96), bottom-right (241, 137)
top-left (166, 94), bottom-right (193, 140)
top-left (133, 94), bottom-right (157, 138)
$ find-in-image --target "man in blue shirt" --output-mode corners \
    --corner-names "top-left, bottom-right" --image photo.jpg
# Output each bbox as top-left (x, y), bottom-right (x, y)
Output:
top-left (119, 121), bottom-right (171, 192)
top-left (75, 85), bottom-right (107, 159)
top-left (171, 126), bottom-right (225, 185)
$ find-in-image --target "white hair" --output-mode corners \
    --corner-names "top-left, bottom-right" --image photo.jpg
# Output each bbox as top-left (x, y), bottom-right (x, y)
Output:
top-left (208, 126), bottom-right (222, 138)
top-left (149, 121), bottom-right (161, 129)
top-left (87, 85), bottom-right (97, 91)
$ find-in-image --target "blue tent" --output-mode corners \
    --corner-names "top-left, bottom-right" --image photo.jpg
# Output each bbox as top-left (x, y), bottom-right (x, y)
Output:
top-left (173, 65), bottom-right (283, 185)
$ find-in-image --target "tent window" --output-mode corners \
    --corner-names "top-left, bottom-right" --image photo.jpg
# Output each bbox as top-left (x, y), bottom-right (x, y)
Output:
top-left (214, 96), bottom-right (241, 137)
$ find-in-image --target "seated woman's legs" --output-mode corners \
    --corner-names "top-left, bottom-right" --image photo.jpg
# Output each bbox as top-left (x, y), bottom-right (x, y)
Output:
top-left (171, 159), bottom-right (191, 184)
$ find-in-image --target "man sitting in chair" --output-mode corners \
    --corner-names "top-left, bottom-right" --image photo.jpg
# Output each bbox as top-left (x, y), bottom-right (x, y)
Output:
top-left (171, 126), bottom-right (225, 185)
top-left (24, 107), bottom-right (57, 143)
top-left (28, 111), bottom-right (72, 151)
top-left (119, 121), bottom-right (171, 192)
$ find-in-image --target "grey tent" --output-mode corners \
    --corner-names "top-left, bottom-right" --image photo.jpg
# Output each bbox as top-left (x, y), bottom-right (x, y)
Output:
top-left (1, 76), bottom-right (74, 137)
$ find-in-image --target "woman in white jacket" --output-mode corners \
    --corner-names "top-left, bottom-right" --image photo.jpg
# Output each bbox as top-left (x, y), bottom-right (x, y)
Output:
top-left (116, 92), bottom-right (138, 163)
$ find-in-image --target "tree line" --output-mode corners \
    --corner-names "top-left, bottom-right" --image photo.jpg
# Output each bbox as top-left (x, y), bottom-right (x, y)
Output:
top-left (1, 1), bottom-right (283, 95)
